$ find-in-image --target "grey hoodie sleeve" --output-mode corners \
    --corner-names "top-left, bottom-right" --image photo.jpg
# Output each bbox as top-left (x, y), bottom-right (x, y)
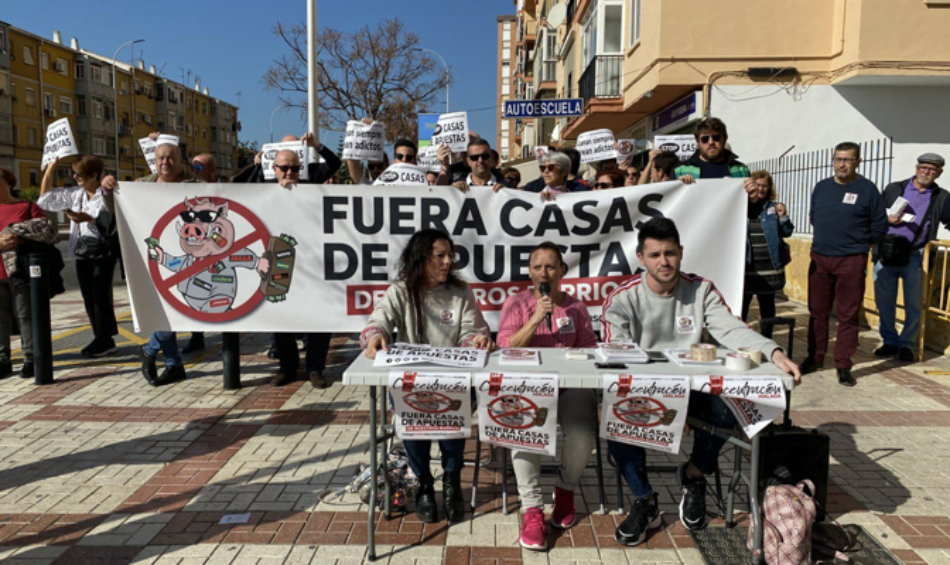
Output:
top-left (601, 295), bottom-right (634, 343)
top-left (457, 284), bottom-right (490, 346)
top-left (360, 284), bottom-right (403, 348)
top-left (702, 282), bottom-right (781, 361)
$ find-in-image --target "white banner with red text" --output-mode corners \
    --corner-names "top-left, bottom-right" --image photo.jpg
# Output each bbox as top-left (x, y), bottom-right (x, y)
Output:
top-left (115, 180), bottom-right (747, 332)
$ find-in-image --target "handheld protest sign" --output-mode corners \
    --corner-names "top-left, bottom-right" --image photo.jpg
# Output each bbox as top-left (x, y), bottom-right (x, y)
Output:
top-left (534, 145), bottom-right (550, 163)
top-left (260, 141), bottom-right (310, 181)
top-left (431, 112), bottom-right (469, 153)
top-left (41, 118), bottom-right (79, 171)
top-left (342, 121), bottom-right (386, 162)
top-left (655, 135), bottom-right (697, 162)
top-left (139, 135), bottom-right (180, 174)
top-left (577, 129), bottom-right (618, 164)
top-left (418, 146), bottom-right (442, 173)
top-left (373, 163), bottom-right (428, 187)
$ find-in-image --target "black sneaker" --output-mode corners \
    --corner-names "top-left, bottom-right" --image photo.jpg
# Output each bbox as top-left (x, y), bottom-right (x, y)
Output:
top-left (898, 347), bottom-right (916, 363)
top-left (0, 362), bottom-right (13, 380)
top-left (615, 492), bottom-right (660, 546)
top-left (19, 362), bottom-right (34, 379)
top-left (874, 344), bottom-right (899, 357)
top-left (141, 346), bottom-right (158, 386)
top-left (83, 339), bottom-right (116, 358)
top-left (799, 358), bottom-right (823, 375)
top-left (155, 365), bottom-right (187, 386)
top-left (837, 368), bottom-right (857, 387)
top-left (677, 463), bottom-right (708, 531)
top-left (266, 348), bottom-right (278, 360)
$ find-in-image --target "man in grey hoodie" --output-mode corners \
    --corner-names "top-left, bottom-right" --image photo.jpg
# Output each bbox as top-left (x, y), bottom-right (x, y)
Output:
top-left (601, 218), bottom-right (800, 547)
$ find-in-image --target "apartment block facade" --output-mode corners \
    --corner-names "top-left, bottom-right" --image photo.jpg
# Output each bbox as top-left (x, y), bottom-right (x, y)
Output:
top-left (0, 22), bottom-right (240, 186)
top-left (495, 15), bottom-right (518, 163)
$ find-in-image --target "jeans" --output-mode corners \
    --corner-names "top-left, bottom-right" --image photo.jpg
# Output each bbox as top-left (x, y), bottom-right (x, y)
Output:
top-left (0, 278), bottom-right (32, 364)
top-left (609, 392), bottom-right (737, 499)
top-left (512, 389), bottom-right (597, 508)
top-left (874, 249), bottom-right (924, 350)
top-left (76, 257), bottom-right (118, 343)
top-left (274, 332), bottom-right (333, 374)
top-left (403, 439), bottom-right (466, 484)
top-left (145, 331), bottom-right (181, 367)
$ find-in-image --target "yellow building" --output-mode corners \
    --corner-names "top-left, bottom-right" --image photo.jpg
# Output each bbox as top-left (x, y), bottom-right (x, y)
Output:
top-left (0, 22), bottom-right (241, 186)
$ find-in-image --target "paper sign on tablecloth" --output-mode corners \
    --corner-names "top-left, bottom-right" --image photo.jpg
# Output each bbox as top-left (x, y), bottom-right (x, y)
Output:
top-left (431, 112), bottom-right (469, 153)
top-left (260, 141), bottom-right (310, 181)
top-left (373, 163), bottom-right (428, 187)
top-left (342, 121), bottom-right (385, 162)
top-left (139, 135), bottom-right (180, 174)
top-left (475, 372), bottom-right (559, 456)
top-left (600, 374), bottom-right (691, 454)
top-left (41, 118), bottom-right (79, 171)
top-left (389, 371), bottom-right (471, 440)
top-left (577, 129), bottom-right (618, 164)
top-left (697, 376), bottom-right (787, 437)
top-left (374, 344), bottom-right (487, 368)
top-left (418, 146), bottom-right (441, 173)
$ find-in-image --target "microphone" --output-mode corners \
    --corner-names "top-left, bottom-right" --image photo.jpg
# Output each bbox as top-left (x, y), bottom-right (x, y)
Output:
top-left (539, 283), bottom-right (552, 331)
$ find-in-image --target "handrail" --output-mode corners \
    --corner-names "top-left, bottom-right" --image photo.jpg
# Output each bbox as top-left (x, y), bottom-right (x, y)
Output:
top-left (918, 240), bottom-right (950, 362)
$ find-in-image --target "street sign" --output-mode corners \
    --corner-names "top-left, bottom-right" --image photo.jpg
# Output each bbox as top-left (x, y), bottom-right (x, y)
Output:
top-left (504, 99), bottom-right (583, 119)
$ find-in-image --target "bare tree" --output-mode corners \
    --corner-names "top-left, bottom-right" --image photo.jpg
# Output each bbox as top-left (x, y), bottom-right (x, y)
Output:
top-left (263, 18), bottom-right (448, 143)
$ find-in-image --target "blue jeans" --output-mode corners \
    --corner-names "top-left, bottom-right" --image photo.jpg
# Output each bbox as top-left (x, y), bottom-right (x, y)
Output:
top-left (874, 250), bottom-right (924, 350)
top-left (403, 439), bottom-right (466, 484)
top-left (609, 392), bottom-right (737, 499)
top-left (144, 331), bottom-right (182, 367)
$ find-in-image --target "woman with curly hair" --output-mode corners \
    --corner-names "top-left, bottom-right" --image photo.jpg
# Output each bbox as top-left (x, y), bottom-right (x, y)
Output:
top-left (361, 228), bottom-right (493, 524)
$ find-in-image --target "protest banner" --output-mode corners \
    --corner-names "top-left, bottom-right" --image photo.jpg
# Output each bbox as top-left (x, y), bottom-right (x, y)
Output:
top-left (373, 163), bottom-right (428, 186)
top-left (655, 135), bottom-right (698, 162)
top-left (115, 179), bottom-right (746, 332)
top-left (342, 121), bottom-right (385, 162)
top-left (260, 141), bottom-right (310, 181)
top-left (600, 374), bottom-right (690, 454)
top-left (696, 376), bottom-right (787, 437)
top-left (431, 112), bottom-right (469, 153)
top-left (374, 344), bottom-right (487, 369)
top-left (475, 372), bottom-right (558, 456)
top-left (577, 129), bottom-right (618, 164)
top-left (139, 135), bottom-right (181, 174)
top-left (41, 118), bottom-right (79, 171)
top-left (389, 370), bottom-right (472, 440)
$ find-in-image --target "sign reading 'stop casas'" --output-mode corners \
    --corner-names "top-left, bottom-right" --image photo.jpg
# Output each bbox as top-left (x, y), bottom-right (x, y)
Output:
top-left (260, 141), bottom-right (310, 181)
top-left (41, 118), bottom-right (79, 171)
top-left (431, 112), bottom-right (469, 153)
top-left (577, 128), bottom-right (619, 164)
top-left (373, 163), bottom-right (428, 187)
top-left (654, 135), bottom-right (697, 162)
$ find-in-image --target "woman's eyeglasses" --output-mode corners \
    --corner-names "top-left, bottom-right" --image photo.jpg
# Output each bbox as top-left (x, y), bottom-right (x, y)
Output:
top-left (539, 165), bottom-right (560, 173)
top-left (594, 182), bottom-right (613, 189)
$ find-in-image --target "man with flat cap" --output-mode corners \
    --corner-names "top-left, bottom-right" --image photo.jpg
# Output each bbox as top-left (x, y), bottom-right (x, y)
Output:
top-left (874, 152), bottom-right (949, 362)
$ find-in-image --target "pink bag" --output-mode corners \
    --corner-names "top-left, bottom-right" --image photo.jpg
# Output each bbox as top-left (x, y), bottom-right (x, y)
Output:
top-left (748, 479), bottom-right (817, 565)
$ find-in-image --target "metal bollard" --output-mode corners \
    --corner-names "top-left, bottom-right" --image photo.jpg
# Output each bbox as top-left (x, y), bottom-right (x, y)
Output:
top-left (29, 253), bottom-right (53, 385)
top-left (222, 332), bottom-right (240, 390)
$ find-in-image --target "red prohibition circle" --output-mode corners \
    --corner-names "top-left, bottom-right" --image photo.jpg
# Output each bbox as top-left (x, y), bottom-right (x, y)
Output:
top-left (487, 394), bottom-right (540, 430)
top-left (613, 396), bottom-right (668, 428)
top-left (403, 391), bottom-right (455, 414)
top-left (148, 198), bottom-right (271, 323)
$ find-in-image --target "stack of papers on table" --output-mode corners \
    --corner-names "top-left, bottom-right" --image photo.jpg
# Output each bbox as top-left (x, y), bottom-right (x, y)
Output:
top-left (596, 342), bottom-right (649, 364)
top-left (498, 349), bottom-right (541, 366)
top-left (664, 349), bottom-right (724, 366)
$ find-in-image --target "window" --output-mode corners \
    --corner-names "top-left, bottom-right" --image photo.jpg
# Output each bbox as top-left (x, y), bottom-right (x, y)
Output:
top-left (604, 3), bottom-right (623, 53)
top-left (25, 88), bottom-right (36, 107)
top-left (144, 83), bottom-right (153, 97)
top-left (103, 100), bottom-right (114, 120)
top-left (92, 98), bottom-right (103, 119)
top-left (23, 46), bottom-right (34, 65)
top-left (121, 112), bottom-right (129, 126)
top-left (202, 102), bottom-right (208, 114)
top-left (629, 0), bottom-right (641, 46)
top-left (40, 51), bottom-right (49, 70)
top-left (59, 96), bottom-right (73, 115)
top-left (582, 6), bottom-right (598, 68)
top-left (93, 135), bottom-right (107, 155)
top-left (186, 124), bottom-right (192, 136)
top-left (29, 168), bottom-right (39, 187)
top-left (144, 114), bottom-right (152, 125)
top-left (102, 68), bottom-right (113, 86)
top-left (78, 97), bottom-right (87, 116)
top-left (44, 93), bottom-right (54, 111)
top-left (27, 127), bottom-right (38, 147)
top-left (202, 128), bottom-right (207, 140)
top-left (90, 65), bottom-right (102, 84)
top-left (55, 58), bottom-right (68, 75)
top-left (75, 61), bottom-right (85, 79)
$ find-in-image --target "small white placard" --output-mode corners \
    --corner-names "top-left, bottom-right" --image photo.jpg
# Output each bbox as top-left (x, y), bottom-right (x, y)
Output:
top-left (261, 141), bottom-right (310, 181)
top-left (342, 121), bottom-right (386, 162)
top-left (576, 129), bottom-right (618, 164)
top-left (41, 118), bottom-right (79, 171)
top-left (431, 112), bottom-right (469, 153)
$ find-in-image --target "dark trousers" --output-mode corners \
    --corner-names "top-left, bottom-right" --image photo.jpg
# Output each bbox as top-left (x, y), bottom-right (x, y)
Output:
top-left (76, 257), bottom-right (118, 343)
top-left (403, 439), bottom-right (466, 484)
top-left (274, 332), bottom-right (333, 374)
top-left (742, 292), bottom-right (777, 338)
top-left (609, 392), bottom-right (737, 498)
top-left (807, 252), bottom-right (867, 369)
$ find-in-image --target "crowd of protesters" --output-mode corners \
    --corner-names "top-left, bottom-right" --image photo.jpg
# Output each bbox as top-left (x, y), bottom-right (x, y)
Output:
top-left (0, 116), bottom-right (943, 396)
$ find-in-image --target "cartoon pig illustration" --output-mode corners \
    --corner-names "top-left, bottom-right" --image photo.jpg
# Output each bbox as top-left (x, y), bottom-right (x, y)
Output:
top-left (148, 197), bottom-right (269, 313)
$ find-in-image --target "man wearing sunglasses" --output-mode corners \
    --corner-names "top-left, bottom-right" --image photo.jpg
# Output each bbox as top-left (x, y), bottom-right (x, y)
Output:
top-left (191, 154), bottom-right (221, 184)
top-left (673, 118), bottom-right (750, 183)
top-left (449, 139), bottom-right (507, 192)
top-left (230, 133), bottom-right (340, 184)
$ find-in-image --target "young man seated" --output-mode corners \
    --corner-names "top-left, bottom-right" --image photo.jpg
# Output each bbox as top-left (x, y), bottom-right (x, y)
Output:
top-left (601, 218), bottom-right (801, 546)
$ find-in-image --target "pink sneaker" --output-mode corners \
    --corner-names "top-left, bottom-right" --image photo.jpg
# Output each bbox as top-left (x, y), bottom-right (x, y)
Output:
top-left (550, 486), bottom-right (576, 529)
top-left (519, 507), bottom-right (547, 550)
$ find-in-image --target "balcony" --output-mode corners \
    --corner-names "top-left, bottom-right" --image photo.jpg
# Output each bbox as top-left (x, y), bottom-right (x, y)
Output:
top-left (579, 55), bottom-right (622, 100)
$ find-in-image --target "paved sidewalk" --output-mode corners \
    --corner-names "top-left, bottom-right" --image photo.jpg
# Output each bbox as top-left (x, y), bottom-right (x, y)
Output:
top-left (0, 281), bottom-right (948, 564)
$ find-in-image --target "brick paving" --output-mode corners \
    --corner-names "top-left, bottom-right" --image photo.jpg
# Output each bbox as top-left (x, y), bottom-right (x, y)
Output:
top-left (0, 286), bottom-right (949, 563)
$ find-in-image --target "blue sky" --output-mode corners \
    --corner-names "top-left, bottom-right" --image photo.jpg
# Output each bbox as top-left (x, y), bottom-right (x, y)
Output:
top-left (4, 0), bottom-right (515, 152)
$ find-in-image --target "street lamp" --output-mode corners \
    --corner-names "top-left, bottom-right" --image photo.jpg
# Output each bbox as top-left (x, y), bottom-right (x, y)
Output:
top-left (412, 48), bottom-right (449, 113)
top-left (269, 105), bottom-right (283, 143)
top-left (112, 39), bottom-right (145, 176)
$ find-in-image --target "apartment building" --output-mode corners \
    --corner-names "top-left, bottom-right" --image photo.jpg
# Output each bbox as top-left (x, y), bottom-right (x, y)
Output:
top-left (510, 0), bottom-right (950, 177)
top-left (0, 23), bottom-right (240, 186)
top-left (496, 15), bottom-right (518, 164)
